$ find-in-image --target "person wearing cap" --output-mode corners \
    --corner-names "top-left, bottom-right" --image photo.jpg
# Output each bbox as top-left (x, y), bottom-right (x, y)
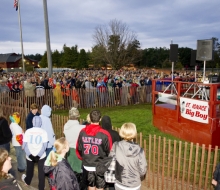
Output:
top-left (63, 107), bottom-right (85, 189)
top-left (22, 116), bottom-right (48, 190)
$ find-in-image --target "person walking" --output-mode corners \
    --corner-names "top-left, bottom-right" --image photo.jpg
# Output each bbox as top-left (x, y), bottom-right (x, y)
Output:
top-left (21, 116), bottom-right (48, 190)
top-left (44, 137), bottom-right (79, 190)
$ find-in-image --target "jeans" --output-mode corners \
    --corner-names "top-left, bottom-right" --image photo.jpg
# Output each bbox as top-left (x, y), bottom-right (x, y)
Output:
top-left (25, 157), bottom-right (46, 190)
top-left (14, 146), bottom-right (26, 171)
top-left (0, 142), bottom-right (10, 153)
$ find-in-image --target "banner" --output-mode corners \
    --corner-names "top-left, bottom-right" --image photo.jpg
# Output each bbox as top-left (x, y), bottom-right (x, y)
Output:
top-left (180, 97), bottom-right (209, 123)
top-left (158, 93), bottom-right (177, 105)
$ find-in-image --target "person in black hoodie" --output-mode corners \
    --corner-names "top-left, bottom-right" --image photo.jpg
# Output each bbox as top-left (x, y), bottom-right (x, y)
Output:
top-left (0, 109), bottom-right (12, 153)
top-left (101, 115), bottom-right (120, 190)
top-left (25, 103), bottom-right (40, 130)
top-left (101, 115), bottom-right (121, 143)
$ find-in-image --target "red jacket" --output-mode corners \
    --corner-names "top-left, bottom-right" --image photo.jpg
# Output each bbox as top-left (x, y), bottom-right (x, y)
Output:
top-left (76, 124), bottom-right (112, 167)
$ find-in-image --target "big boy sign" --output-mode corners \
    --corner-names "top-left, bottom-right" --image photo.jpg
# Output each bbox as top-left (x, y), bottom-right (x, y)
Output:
top-left (180, 97), bottom-right (209, 124)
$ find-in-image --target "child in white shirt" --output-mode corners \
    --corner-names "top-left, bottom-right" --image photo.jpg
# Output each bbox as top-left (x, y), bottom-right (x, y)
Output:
top-left (9, 112), bottom-right (26, 172)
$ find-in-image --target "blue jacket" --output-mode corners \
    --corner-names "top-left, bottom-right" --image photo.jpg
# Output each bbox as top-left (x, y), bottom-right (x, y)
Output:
top-left (26, 111), bottom-right (40, 130)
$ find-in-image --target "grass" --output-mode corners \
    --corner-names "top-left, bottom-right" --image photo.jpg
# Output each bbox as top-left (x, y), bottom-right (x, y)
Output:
top-left (53, 103), bottom-right (179, 141)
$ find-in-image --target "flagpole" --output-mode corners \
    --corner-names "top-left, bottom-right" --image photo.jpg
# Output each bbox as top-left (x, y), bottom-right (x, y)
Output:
top-left (17, 0), bottom-right (25, 73)
top-left (43, 0), bottom-right (52, 77)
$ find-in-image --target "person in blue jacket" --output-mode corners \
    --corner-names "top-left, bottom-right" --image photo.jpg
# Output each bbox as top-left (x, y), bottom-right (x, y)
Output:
top-left (25, 103), bottom-right (40, 130)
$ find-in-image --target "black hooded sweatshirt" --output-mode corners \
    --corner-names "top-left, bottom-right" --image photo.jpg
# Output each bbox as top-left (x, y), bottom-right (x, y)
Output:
top-left (101, 115), bottom-right (121, 143)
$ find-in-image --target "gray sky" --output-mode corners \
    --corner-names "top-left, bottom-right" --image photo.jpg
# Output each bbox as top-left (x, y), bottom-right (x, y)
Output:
top-left (0, 0), bottom-right (219, 55)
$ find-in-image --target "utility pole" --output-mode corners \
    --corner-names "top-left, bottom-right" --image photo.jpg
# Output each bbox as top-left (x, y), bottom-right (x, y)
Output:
top-left (17, 0), bottom-right (25, 73)
top-left (43, 0), bottom-right (52, 76)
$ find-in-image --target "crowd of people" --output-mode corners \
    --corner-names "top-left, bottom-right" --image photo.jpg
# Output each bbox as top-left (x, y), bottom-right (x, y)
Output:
top-left (0, 69), bottom-right (204, 109)
top-left (0, 103), bottom-right (147, 190)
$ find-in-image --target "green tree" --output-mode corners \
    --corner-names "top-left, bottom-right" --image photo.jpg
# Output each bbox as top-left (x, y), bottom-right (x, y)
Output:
top-left (90, 45), bottom-right (106, 67)
top-left (178, 47), bottom-right (192, 67)
top-left (52, 50), bottom-right (61, 67)
top-left (175, 62), bottom-right (183, 70)
top-left (39, 51), bottom-right (47, 68)
top-left (61, 44), bottom-right (78, 68)
top-left (78, 49), bottom-right (88, 69)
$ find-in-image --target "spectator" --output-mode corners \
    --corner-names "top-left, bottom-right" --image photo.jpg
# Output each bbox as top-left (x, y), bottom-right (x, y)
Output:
top-left (76, 110), bottom-right (112, 190)
top-left (101, 115), bottom-right (121, 190)
top-left (44, 137), bottom-right (79, 190)
top-left (63, 107), bottom-right (85, 189)
top-left (0, 148), bottom-right (22, 190)
top-left (109, 123), bottom-right (147, 190)
top-left (22, 116), bottom-right (48, 190)
top-left (9, 112), bottom-right (26, 173)
top-left (101, 115), bottom-right (121, 143)
top-left (85, 77), bottom-right (96, 108)
top-left (40, 105), bottom-right (55, 156)
top-left (113, 79), bottom-right (122, 105)
top-left (0, 80), bottom-right (10, 93)
top-left (212, 163), bottom-right (220, 189)
top-left (24, 78), bottom-right (36, 107)
top-left (53, 82), bottom-right (64, 109)
top-left (26, 103), bottom-right (40, 130)
top-left (0, 108), bottom-right (12, 153)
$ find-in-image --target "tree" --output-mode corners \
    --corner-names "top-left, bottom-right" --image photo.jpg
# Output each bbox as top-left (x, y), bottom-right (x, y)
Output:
top-left (39, 51), bottom-right (47, 68)
top-left (61, 44), bottom-right (79, 68)
top-left (52, 50), bottom-right (61, 67)
top-left (92, 19), bottom-right (141, 69)
top-left (178, 47), bottom-right (192, 67)
top-left (78, 49), bottom-right (88, 69)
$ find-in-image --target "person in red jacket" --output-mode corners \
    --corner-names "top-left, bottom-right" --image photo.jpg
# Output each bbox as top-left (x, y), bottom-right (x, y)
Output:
top-left (76, 110), bottom-right (112, 190)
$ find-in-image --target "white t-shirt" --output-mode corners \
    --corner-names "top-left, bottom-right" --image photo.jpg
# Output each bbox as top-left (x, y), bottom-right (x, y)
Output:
top-left (9, 123), bottom-right (23, 147)
top-left (23, 127), bottom-right (48, 161)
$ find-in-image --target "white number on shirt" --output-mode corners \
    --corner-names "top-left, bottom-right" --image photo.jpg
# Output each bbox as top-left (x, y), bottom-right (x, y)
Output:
top-left (84, 144), bottom-right (98, 155)
top-left (29, 135), bottom-right (42, 145)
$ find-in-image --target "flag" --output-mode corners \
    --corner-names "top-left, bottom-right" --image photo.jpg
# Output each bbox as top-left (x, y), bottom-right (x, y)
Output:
top-left (14, 0), bottom-right (18, 11)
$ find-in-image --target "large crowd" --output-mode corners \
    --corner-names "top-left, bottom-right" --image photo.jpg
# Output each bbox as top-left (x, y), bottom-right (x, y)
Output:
top-left (1, 69), bottom-right (220, 190)
top-left (0, 69), bottom-right (204, 109)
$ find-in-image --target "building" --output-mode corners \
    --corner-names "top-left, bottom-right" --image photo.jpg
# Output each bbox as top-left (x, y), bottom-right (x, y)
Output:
top-left (0, 53), bottom-right (39, 72)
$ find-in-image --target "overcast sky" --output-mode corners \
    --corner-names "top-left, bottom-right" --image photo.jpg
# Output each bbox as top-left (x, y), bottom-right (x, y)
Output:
top-left (0, 0), bottom-right (220, 55)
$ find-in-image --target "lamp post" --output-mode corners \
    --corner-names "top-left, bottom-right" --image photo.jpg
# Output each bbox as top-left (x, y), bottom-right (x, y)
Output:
top-left (42, 0), bottom-right (52, 77)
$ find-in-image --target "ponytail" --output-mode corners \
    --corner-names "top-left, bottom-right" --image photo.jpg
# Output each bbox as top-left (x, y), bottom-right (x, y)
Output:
top-left (47, 137), bottom-right (67, 167)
